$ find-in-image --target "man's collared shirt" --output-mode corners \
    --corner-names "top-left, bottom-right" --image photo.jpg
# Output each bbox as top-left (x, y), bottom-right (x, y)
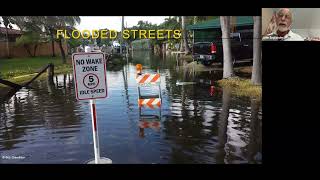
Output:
top-left (263, 30), bottom-right (304, 41)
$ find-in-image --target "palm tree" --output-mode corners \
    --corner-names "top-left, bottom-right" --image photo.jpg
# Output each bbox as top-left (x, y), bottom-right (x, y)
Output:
top-left (220, 16), bottom-right (233, 78)
top-left (181, 16), bottom-right (191, 54)
top-left (252, 16), bottom-right (262, 85)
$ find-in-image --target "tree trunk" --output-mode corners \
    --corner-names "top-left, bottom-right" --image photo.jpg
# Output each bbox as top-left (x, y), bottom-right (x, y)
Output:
top-left (159, 44), bottom-right (162, 56)
top-left (252, 16), bottom-right (262, 85)
top-left (58, 39), bottom-right (66, 64)
top-left (23, 44), bottom-right (33, 57)
top-left (33, 44), bottom-right (38, 57)
top-left (182, 16), bottom-right (191, 54)
top-left (51, 32), bottom-right (56, 57)
top-left (216, 87), bottom-right (231, 163)
top-left (178, 16), bottom-right (183, 52)
top-left (150, 44), bottom-right (154, 54)
top-left (5, 27), bottom-right (11, 58)
top-left (180, 39), bottom-right (184, 52)
top-left (220, 16), bottom-right (233, 78)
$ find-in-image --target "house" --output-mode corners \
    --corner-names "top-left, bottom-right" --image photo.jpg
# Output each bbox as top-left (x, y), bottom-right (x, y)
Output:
top-left (131, 39), bottom-right (152, 50)
top-left (187, 16), bottom-right (254, 44)
top-left (0, 27), bottom-right (22, 42)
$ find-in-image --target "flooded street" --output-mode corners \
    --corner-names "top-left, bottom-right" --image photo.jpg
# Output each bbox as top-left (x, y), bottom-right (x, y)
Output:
top-left (0, 51), bottom-right (262, 164)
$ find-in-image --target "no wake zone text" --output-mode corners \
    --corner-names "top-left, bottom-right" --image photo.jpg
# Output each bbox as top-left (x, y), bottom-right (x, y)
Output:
top-left (75, 58), bottom-right (103, 72)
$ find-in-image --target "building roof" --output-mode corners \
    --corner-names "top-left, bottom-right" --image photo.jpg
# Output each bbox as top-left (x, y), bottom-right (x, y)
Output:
top-left (0, 27), bottom-right (23, 35)
top-left (187, 16), bottom-right (254, 30)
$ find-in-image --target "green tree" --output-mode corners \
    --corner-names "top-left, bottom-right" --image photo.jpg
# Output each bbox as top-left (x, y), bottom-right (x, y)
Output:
top-left (159, 17), bottom-right (180, 49)
top-left (16, 31), bottom-right (41, 57)
top-left (67, 37), bottom-right (82, 53)
top-left (13, 18), bottom-right (43, 57)
top-left (159, 17), bottom-right (180, 30)
top-left (96, 28), bottom-right (112, 46)
top-left (37, 16), bottom-right (81, 63)
top-left (4, 16), bottom-right (81, 62)
top-left (42, 16), bottom-right (58, 57)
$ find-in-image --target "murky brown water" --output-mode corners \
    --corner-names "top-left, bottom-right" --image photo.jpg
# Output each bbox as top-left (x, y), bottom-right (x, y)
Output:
top-left (0, 51), bottom-right (262, 164)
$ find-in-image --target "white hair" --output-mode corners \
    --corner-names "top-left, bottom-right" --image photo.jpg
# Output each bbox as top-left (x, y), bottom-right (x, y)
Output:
top-left (276, 8), bottom-right (294, 31)
top-left (276, 8), bottom-right (293, 22)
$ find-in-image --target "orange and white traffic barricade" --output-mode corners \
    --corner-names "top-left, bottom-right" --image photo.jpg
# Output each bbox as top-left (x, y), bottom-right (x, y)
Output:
top-left (135, 67), bottom-right (162, 110)
top-left (136, 73), bottom-right (162, 110)
top-left (136, 73), bottom-right (160, 85)
top-left (138, 98), bottom-right (161, 109)
top-left (136, 73), bottom-right (161, 108)
top-left (135, 64), bottom-right (162, 136)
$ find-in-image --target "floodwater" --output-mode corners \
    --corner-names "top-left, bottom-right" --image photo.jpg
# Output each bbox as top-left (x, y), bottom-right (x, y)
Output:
top-left (0, 51), bottom-right (262, 164)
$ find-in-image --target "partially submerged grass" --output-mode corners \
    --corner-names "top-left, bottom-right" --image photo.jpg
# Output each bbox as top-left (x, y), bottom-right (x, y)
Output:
top-left (0, 56), bottom-right (72, 79)
top-left (217, 77), bottom-right (262, 98)
top-left (236, 66), bottom-right (252, 74)
top-left (179, 54), bottom-right (193, 63)
top-left (54, 63), bottom-right (73, 74)
top-left (234, 66), bottom-right (252, 78)
top-left (0, 73), bottom-right (49, 89)
top-left (185, 61), bottom-right (221, 72)
top-left (0, 56), bottom-right (72, 88)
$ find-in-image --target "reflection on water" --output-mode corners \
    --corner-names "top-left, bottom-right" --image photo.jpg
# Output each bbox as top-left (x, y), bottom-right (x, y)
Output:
top-left (0, 51), bottom-right (262, 164)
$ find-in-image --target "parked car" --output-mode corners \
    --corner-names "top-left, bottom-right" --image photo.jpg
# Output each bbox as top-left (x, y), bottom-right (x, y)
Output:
top-left (111, 41), bottom-right (127, 54)
top-left (192, 29), bottom-right (253, 66)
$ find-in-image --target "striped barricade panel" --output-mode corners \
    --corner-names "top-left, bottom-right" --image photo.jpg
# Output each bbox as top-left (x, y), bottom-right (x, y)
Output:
top-left (136, 73), bottom-right (160, 85)
top-left (138, 120), bottom-right (161, 129)
top-left (138, 98), bottom-right (161, 109)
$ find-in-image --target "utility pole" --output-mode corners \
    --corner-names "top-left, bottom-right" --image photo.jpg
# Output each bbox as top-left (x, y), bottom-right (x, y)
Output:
top-left (120, 16), bottom-right (124, 55)
top-left (126, 20), bottom-right (129, 57)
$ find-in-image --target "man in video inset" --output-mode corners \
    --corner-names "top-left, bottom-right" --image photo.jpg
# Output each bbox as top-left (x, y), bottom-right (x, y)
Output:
top-left (263, 8), bottom-right (304, 41)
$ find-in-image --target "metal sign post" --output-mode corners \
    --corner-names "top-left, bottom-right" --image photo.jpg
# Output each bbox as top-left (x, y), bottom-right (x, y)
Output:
top-left (72, 46), bottom-right (111, 164)
top-left (90, 99), bottom-right (99, 164)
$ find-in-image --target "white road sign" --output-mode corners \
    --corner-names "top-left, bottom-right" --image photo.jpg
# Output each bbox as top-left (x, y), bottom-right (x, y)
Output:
top-left (72, 52), bottom-right (107, 100)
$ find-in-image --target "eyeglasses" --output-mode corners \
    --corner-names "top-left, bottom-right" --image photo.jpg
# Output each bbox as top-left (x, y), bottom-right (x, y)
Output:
top-left (277, 13), bottom-right (292, 20)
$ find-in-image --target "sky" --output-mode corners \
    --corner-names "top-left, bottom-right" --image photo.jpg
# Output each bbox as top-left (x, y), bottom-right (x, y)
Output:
top-left (0, 16), bottom-right (168, 31)
top-left (75, 16), bottom-right (169, 31)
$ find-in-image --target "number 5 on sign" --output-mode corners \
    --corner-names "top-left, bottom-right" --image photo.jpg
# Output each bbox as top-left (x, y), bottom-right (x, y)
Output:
top-left (89, 76), bottom-right (94, 82)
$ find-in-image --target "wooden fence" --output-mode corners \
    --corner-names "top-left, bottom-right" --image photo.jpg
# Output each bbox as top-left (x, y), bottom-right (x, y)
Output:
top-left (0, 41), bottom-right (68, 58)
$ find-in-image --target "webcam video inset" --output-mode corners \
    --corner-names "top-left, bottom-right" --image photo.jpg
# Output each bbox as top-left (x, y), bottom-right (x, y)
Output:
top-left (262, 8), bottom-right (320, 41)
